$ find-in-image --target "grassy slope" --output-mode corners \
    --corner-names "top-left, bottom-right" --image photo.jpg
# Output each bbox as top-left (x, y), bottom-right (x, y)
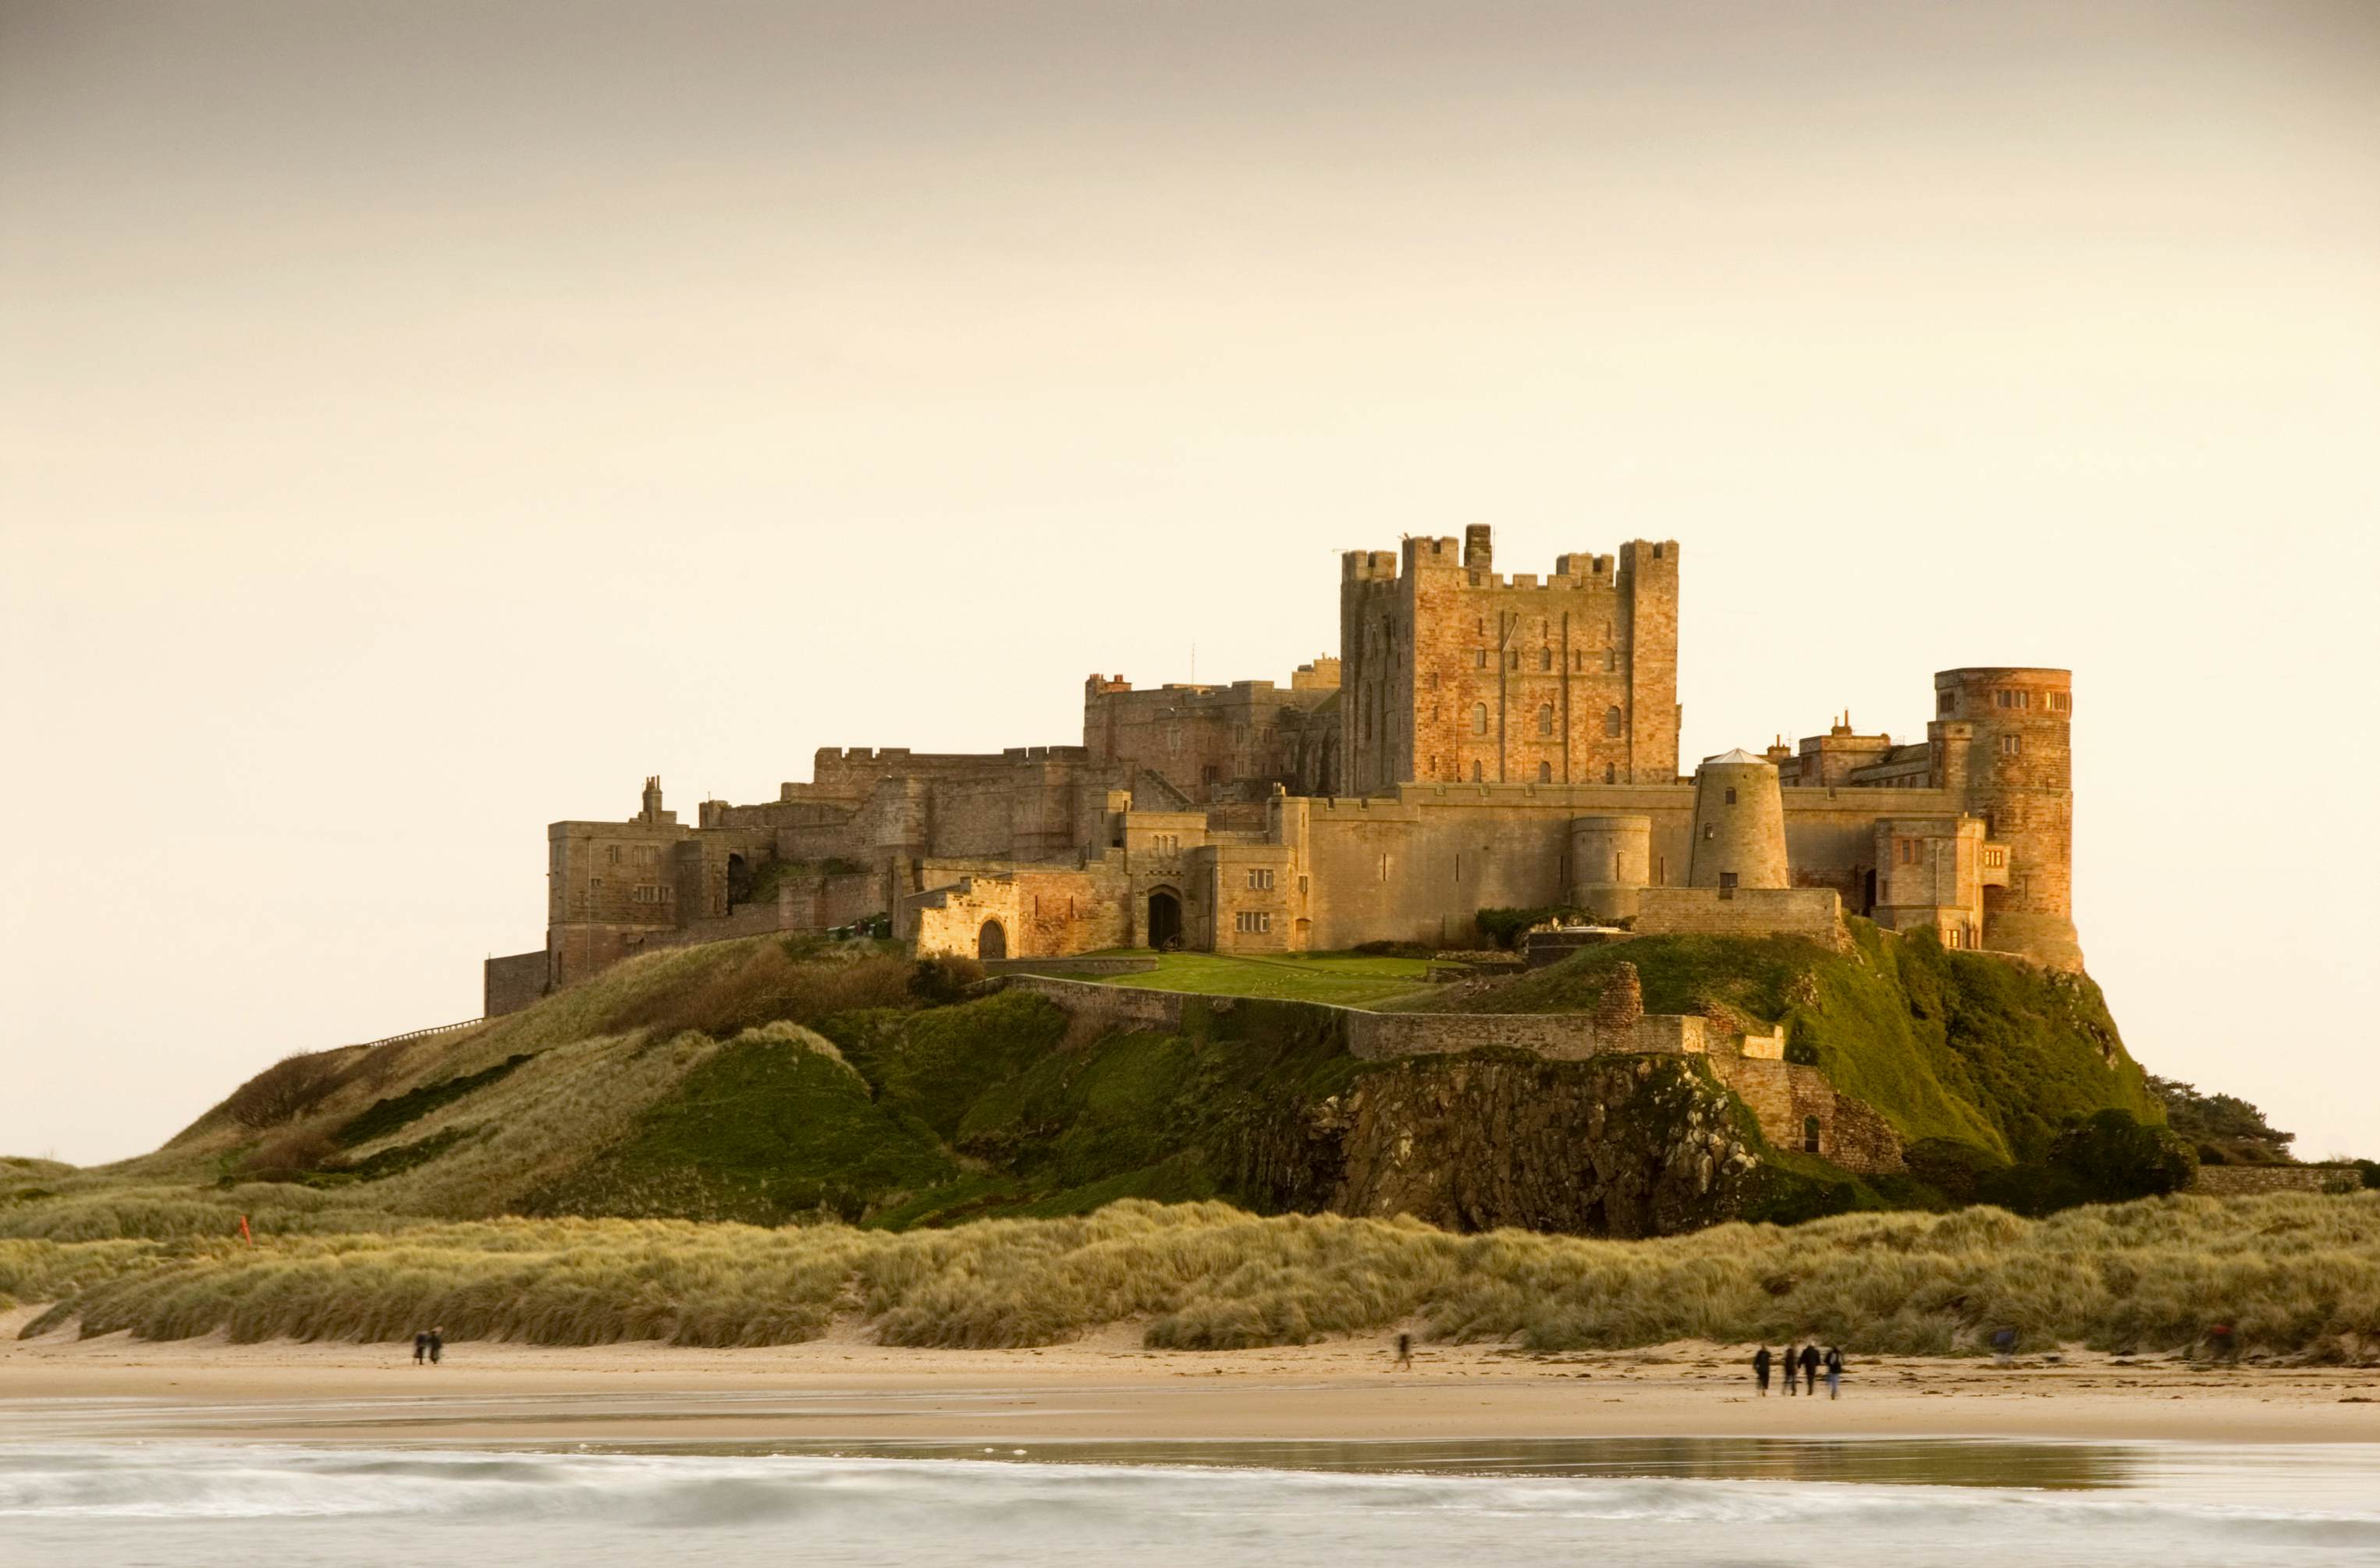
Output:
top-left (9, 923), bottom-right (2154, 1246)
top-left (1428, 924), bottom-right (2154, 1161)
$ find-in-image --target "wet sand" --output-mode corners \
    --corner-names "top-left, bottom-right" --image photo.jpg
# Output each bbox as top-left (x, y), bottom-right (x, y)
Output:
top-left (5, 1307), bottom-right (2375, 1446)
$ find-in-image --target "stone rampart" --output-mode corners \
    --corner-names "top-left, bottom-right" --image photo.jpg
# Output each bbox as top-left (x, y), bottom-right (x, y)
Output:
top-left (1635, 886), bottom-right (1843, 943)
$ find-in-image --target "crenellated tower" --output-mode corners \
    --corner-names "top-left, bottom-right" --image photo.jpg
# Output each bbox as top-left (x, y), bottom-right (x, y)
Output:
top-left (1338, 525), bottom-right (1680, 793)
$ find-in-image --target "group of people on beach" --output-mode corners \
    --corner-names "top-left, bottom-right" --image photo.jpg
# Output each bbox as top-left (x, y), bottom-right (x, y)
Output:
top-left (1753, 1343), bottom-right (1843, 1399)
top-left (411, 1328), bottom-right (445, 1366)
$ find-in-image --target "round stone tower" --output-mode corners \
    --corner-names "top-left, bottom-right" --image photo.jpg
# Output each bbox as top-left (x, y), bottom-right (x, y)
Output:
top-left (1568, 813), bottom-right (1650, 920)
top-left (1687, 750), bottom-right (1789, 889)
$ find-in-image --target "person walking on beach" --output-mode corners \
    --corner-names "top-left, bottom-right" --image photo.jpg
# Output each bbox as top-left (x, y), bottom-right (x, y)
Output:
top-left (1991, 1327), bottom-right (2017, 1364)
top-left (413, 1329), bottom-right (428, 1367)
top-left (1798, 1343), bottom-right (1819, 1396)
top-left (1393, 1332), bottom-right (1413, 1371)
top-left (1752, 1346), bottom-right (1772, 1396)
top-left (428, 1327), bottom-right (444, 1366)
top-left (1782, 1343), bottom-right (1799, 1396)
top-left (1823, 1346), bottom-right (1843, 1400)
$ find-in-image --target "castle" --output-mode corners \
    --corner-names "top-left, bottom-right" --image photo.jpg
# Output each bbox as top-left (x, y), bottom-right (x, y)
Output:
top-left (484, 527), bottom-right (2079, 1013)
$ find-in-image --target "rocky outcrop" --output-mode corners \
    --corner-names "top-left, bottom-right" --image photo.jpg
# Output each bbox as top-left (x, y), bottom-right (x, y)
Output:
top-left (1233, 1053), bottom-right (1762, 1238)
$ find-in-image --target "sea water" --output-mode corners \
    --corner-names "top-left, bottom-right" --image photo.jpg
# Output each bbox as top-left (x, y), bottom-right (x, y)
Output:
top-left (3, 1436), bottom-right (2377, 1567)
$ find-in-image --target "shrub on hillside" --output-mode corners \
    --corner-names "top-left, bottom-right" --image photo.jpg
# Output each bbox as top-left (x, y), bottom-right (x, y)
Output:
top-left (2147, 1073), bottom-right (2297, 1165)
top-left (1978, 1110), bottom-right (2199, 1215)
top-left (1902, 1138), bottom-right (2010, 1205)
top-left (907, 954), bottom-right (986, 1006)
top-left (240, 1126), bottom-right (342, 1182)
top-left (222, 1052), bottom-right (348, 1130)
top-left (606, 944), bottom-right (911, 1038)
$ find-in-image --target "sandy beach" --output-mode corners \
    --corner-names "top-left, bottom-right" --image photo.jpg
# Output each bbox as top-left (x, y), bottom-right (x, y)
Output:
top-left (5, 1306), bottom-right (2375, 1446)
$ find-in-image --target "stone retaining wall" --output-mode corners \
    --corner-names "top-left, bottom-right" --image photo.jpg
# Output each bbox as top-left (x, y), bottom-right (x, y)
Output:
top-left (986, 956), bottom-right (1160, 976)
top-left (2192, 1165), bottom-right (2363, 1196)
top-left (1007, 974), bottom-right (1187, 1032)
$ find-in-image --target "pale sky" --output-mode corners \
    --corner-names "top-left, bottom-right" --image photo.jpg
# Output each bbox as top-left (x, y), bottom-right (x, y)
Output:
top-left (4, 1), bottom-right (2375, 1166)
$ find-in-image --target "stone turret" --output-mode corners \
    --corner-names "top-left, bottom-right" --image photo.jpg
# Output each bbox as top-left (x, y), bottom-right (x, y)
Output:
top-left (1687, 750), bottom-right (1788, 890)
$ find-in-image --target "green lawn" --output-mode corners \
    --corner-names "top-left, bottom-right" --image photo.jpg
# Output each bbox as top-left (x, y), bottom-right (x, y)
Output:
top-left (1091, 950), bottom-right (1435, 1008)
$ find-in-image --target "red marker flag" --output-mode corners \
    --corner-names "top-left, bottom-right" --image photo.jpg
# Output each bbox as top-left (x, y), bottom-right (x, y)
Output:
top-left (239, 1215), bottom-right (253, 1247)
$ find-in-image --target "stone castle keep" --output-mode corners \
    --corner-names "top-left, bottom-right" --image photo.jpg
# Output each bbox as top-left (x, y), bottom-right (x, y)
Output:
top-left (485, 527), bottom-right (2080, 1014)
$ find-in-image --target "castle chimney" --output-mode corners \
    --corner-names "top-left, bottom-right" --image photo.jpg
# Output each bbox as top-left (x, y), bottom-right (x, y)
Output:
top-left (1463, 524), bottom-right (1493, 570)
top-left (641, 775), bottom-right (664, 822)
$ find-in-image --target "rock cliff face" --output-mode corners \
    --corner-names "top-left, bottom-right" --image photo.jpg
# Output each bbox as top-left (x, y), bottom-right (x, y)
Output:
top-left (1234, 1053), bottom-right (1763, 1237)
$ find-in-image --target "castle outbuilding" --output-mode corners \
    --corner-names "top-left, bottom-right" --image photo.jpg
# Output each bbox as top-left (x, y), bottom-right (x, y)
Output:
top-left (485, 528), bottom-right (2079, 1013)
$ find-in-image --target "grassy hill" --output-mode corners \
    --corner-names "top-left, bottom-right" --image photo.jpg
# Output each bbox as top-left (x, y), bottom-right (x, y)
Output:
top-left (1418, 921), bottom-right (2157, 1163)
top-left (6, 923), bottom-right (2158, 1251)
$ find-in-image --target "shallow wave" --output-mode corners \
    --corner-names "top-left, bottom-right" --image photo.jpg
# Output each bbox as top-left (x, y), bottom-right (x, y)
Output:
top-left (3, 1443), bottom-right (2378, 1553)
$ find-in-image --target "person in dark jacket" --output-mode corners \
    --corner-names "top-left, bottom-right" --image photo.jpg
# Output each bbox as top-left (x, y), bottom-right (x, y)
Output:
top-left (1752, 1346), bottom-right (1772, 1396)
top-left (428, 1327), bottom-right (444, 1366)
top-left (1823, 1345), bottom-right (1844, 1399)
top-left (413, 1330), bottom-right (428, 1366)
top-left (1782, 1343), bottom-right (1800, 1396)
top-left (1798, 1343), bottom-right (1820, 1396)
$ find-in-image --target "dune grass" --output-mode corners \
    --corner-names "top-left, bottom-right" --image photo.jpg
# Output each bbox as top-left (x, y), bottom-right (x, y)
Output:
top-left (15, 1193), bottom-right (2378, 1361)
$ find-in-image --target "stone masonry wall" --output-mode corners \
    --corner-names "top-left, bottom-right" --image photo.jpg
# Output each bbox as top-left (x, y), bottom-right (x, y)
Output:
top-left (1710, 1056), bottom-right (1906, 1174)
top-left (482, 950), bottom-right (549, 1018)
top-left (2192, 1165), bottom-right (2364, 1196)
top-left (1635, 886), bottom-right (1843, 942)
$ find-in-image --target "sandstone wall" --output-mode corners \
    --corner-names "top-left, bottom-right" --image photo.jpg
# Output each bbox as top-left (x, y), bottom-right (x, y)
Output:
top-left (1710, 1056), bottom-right (1906, 1173)
top-left (2192, 1165), bottom-right (2364, 1196)
top-left (1635, 886), bottom-right (1843, 942)
top-left (482, 950), bottom-right (549, 1018)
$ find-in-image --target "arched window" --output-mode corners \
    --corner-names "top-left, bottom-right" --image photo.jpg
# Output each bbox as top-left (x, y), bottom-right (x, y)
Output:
top-left (1539, 647), bottom-right (1552, 671)
top-left (1471, 760), bottom-right (1483, 782)
top-left (1536, 704), bottom-right (1554, 736)
top-left (1604, 763), bottom-right (1617, 783)
top-left (1537, 761), bottom-right (1552, 782)
top-left (1606, 649), bottom-right (1618, 672)
top-left (1472, 703), bottom-right (1489, 735)
top-left (1603, 705), bottom-right (1623, 737)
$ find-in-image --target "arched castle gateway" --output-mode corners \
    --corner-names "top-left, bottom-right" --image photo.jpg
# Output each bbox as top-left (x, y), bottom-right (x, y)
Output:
top-left (484, 530), bottom-right (2080, 1014)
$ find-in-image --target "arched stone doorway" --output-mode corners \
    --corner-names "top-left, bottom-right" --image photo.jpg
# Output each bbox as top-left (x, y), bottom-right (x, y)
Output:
top-left (727, 853), bottom-right (751, 906)
top-left (977, 919), bottom-right (1007, 961)
top-left (1146, 889), bottom-right (1182, 951)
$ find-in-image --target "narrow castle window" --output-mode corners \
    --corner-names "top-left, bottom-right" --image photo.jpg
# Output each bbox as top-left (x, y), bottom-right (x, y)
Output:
top-left (1536, 704), bottom-right (1553, 736)
top-left (1603, 705), bottom-right (1623, 737)
top-left (1725, 787), bottom-right (1737, 805)
top-left (1604, 763), bottom-right (1617, 783)
top-left (1538, 762), bottom-right (1552, 782)
top-left (1471, 761), bottom-right (1483, 782)
top-left (1938, 692), bottom-right (1956, 715)
top-left (1475, 649), bottom-right (1488, 669)
top-left (1605, 649), bottom-right (1618, 672)
top-left (2048, 691), bottom-right (2070, 713)
top-left (1472, 703), bottom-right (1489, 735)
top-left (1998, 735), bottom-right (2023, 757)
